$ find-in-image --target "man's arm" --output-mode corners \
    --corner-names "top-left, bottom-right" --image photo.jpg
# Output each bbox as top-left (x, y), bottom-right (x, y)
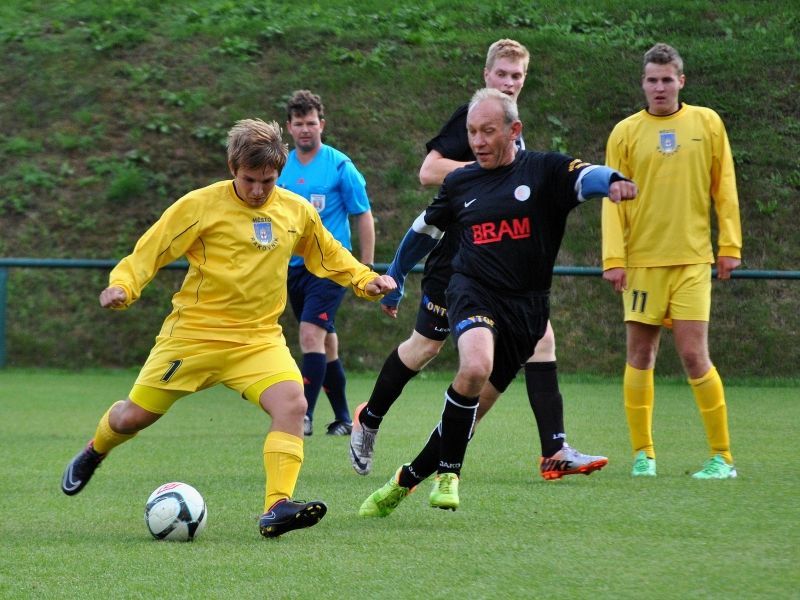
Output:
top-left (380, 210), bottom-right (445, 310)
top-left (354, 210), bottom-right (375, 265)
top-left (419, 149), bottom-right (473, 187)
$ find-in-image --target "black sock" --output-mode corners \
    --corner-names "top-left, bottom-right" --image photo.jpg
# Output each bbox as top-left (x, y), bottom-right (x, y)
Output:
top-left (361, 347), bottom-right (418, 429)
top-left (525, 362), bottom-right (566, 457)
top-left (400, 427), bottom-right (441, 488)
top-left (438, 385), bottom-right (478, 476)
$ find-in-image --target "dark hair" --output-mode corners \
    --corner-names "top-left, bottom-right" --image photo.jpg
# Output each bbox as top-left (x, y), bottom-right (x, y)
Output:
top-left (286, 89), bottom-right (325, 121)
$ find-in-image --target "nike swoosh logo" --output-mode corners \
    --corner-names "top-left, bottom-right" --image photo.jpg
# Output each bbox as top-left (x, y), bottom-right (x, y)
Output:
top-left (262, 510), bottom-right (277, 521)
top-left (465, 198), bottom-right (477, 207)
top-left (62, 465), bottom-right (81, 491)
top-left (350, 444), bottom-right (368, 471)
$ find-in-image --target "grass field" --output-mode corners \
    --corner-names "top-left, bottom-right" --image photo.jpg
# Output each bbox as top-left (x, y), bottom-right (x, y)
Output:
top-left (1, 369), bottom-right (797, 599)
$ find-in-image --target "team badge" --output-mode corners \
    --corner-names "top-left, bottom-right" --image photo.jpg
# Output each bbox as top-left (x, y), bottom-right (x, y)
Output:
top-left (514, 185), bottom-right (531, 201)
top-left (253, 221), bottom-right (273, 245)
top-left (659, 130), bottom-right (678, 154)
top-left (310, 193), bottom-right (326, 211)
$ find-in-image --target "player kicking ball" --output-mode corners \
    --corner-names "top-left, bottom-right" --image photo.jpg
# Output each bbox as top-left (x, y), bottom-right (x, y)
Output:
top-left (61, 118), bottom-right (395, 537)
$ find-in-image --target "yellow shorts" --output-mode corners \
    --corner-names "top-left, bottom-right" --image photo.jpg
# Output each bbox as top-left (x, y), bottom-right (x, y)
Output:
top-left (623, 264), bottom-right (711, 325)
top-left (130, 336), bottom-right (302, 414)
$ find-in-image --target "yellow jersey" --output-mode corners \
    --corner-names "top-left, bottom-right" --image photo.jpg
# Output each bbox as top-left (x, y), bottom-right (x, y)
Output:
top-left (109, 180), bottom-right (380, 343)
top-left (602, 103), bottom-right (742, 269)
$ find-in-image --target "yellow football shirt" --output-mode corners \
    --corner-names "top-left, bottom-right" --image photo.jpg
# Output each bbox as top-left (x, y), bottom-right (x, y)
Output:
top-left (109, 180), bottom-right (379, 343)
top-left (602, 103), bottom-right (742, 269)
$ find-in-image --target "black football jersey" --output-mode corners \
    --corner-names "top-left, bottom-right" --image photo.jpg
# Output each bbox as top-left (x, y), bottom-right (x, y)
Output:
top-left (422, 103), bottom-right (526, 295)
top-left (424, 150), bottom-right (590, 294)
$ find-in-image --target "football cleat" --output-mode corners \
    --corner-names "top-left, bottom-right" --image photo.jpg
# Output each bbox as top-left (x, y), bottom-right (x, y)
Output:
top-left (61, 440), bottom-right (106, 496)
top-left (539, 443), bottom-right (608, 480)
top-left (359, 465), bottom-right (414, 517)
top-left (350, 402), bottom-right (378, 475)
top-left (631, 450), bottom-right (657, 477)
top-left (326, 420), bottom-right (353, 436)
top-left (692, 455), bottom-right (737, 480)
top-left (429, 473), bottom-right (459, 511)
top-left (303, 415), bottom-right (313, 437)
top-left (259, 498), bottom-right (328, 538)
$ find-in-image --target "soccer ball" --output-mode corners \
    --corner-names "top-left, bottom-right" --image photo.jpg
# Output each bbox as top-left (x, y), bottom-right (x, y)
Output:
top-left (144, 482), bottom-right (207, 541)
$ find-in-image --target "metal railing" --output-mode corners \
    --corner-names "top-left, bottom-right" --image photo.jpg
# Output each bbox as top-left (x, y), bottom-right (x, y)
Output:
top-left (1, 257), bottom-right (799, 367)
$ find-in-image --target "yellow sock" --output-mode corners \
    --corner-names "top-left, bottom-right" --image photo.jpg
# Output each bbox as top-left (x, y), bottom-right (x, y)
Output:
top-left (690, 366), bottom-right (733, 464)
top-left (92, 402), bottom-right (137, 454)
top-left (624, 364), bottom-right (655, 458)
top-left (263, 431), bottom-right (304, 512)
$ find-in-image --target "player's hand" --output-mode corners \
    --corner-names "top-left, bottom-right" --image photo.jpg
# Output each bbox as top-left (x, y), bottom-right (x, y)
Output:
top-left (608, 180), bottom-right (638, 203)
top-left (380, 304), bottom-right (398, 319)
top-left (366, 275), bottom-right (397, 296)
top-left (99, 286), bottom-right (128, 308)
top-left (716, 256), bottom-right (741, 280)
top-left (602, 268), bottom-right (627, 293)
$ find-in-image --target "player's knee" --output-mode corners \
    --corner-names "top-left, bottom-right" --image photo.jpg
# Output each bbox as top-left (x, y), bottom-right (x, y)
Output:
top-left (532, 327), bottom-right (556, 361)
top-left (110, 399), bottom-right (159, 433)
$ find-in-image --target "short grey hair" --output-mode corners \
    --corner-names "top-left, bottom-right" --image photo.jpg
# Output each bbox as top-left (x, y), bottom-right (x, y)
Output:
top-left (467, 88), bottom-right (519, 125)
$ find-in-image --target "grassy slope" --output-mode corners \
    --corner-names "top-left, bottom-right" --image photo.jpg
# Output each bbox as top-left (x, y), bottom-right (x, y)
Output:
top-left (0, 1), bottom-right (798, 374)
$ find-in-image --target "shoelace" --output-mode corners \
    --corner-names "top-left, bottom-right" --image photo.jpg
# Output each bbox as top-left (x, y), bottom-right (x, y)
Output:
top-left (438, 476), bottom-right (454, 494)
top-left (633, 457), bottom-right (651, 473)
top-left (359, 429), bottom-right (376, 454)
top-left (700, 458), bottom-right (723, 475)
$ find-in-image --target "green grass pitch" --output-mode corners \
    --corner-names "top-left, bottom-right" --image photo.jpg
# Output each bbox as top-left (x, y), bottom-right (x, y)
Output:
top-left (0, 369), bottom-right (797, 598)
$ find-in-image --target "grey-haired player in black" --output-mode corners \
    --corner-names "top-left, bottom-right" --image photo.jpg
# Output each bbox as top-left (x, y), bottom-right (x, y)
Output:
top-left (359, 89), bottom-right (636, 515)
top-left (351, 39), bottom-right (609, 482)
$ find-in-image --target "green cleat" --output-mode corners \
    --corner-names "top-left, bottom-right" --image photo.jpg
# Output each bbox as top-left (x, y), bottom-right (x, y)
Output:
top-left (429, 472), bottom-right (459, 511)
top-left (631, 450), bottom-right (657, 477)
top-left (692, 454), bottom-right (737, 480)
top-left (359, 466), bottom-right (413, 517)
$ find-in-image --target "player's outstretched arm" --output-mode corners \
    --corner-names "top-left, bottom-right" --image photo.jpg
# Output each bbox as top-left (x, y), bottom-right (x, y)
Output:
top-left (608, 180), bottom-right (638, 203)
top-left (366, 275), bottom-right (397, 296)
top-left (99, 286), bottom-right (128, 309)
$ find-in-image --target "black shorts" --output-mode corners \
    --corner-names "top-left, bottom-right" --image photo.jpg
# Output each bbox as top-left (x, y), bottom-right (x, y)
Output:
top-left (287, 265), bottom-right (347, 333)
top-left (446, 273), bottom-right (549, 393)
top-left (413, 283), bottom-right (450, 342)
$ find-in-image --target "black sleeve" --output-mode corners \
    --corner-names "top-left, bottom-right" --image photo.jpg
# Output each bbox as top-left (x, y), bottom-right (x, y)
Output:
top-left (542, 152), bottom-right (591, 211)
top-left (424, 180), bottom-right (456, 231)
top-left (424, 104), bottom-right (474, 162)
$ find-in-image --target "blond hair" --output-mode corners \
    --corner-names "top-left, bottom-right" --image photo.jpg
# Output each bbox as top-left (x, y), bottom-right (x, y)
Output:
top-left (485, 39), bottom-right (530, 72)
top-left (226, 119), bottom-right (288, 173)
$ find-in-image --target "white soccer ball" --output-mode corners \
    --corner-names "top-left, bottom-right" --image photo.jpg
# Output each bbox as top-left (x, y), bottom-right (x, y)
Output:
top-left (144, 482), bottom-right (207, 541)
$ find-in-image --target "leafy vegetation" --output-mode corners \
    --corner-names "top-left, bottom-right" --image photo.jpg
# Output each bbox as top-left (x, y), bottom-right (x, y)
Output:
top-left (0, 1), bottom-right (798, 374)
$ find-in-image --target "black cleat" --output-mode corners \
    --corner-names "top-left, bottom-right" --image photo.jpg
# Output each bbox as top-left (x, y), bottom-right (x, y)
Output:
top-left (326, 420), bottom-right (353, 436)
top-left (259, 499), bottom-right (328, 538)
top-left (61, 440), bottom-right (106, 496)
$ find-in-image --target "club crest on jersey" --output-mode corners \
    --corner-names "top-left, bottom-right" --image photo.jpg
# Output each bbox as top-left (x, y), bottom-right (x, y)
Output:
top-left (659, 130), bottom-right (679, 154)
top-left (310, 193), bottom-right (326, 211)
top-left (251, 218), bottom-right (279, 251)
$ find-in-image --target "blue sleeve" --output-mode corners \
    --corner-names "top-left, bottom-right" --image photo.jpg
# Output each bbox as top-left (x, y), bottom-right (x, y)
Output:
top-left (576, 165), bottom-right (629, 201)
top-left (337, 160), bottom-right (371, 214)
top-left (380, 211), bottom-right (443, 308)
